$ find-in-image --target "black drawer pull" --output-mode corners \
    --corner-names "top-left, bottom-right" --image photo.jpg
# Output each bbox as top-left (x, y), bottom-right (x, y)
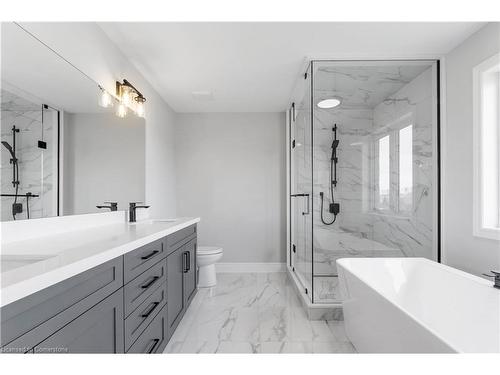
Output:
top-left (182, 251), bottom-right (189, 273)
top-left (147, 338), bottom-right (160, 354)
top-left (141, 301), bottom-right (160, 318)
top-left (140, 276), bottom-right (160, 289)
top-left (141, 250), bottom-right (159, 260)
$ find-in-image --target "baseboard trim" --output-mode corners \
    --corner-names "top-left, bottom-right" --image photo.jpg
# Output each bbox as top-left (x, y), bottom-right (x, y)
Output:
top-left (216, 262), bottom-right (286, 273)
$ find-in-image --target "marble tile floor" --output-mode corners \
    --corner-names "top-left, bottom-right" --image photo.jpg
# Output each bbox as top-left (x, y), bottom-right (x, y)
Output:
top-left (163, 272), bottom-right (356, 354)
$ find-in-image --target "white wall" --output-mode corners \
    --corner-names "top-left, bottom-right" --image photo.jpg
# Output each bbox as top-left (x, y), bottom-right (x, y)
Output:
top-left (19, 22), bottom-right (177, 218)
top-left (443, 23), bottom-right (500, 275)
top-left (175, 113), bottom-right (286, 263)
top-left (63, 113), bottom-right (145, 215)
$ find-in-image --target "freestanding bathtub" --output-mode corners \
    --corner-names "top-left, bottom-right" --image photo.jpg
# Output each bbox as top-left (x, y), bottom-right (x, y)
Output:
top-left (337, 257), bottom-right (500, 353)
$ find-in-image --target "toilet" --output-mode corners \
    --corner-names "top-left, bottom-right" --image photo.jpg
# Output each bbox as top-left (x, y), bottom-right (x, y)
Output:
top-left (196, 246), bottom-right (223, 288)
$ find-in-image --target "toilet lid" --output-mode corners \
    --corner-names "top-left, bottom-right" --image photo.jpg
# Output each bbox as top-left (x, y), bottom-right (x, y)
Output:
top-left (197, 246), bottom-right (223, 255)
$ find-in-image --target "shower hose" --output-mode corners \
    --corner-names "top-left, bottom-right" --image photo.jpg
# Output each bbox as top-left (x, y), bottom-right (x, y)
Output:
top-left (320, 157), bottom-right (337, 225)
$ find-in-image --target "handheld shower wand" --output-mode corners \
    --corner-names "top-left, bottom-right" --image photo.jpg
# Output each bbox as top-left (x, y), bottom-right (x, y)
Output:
top-left (2, 141), bottom-right (15, 158)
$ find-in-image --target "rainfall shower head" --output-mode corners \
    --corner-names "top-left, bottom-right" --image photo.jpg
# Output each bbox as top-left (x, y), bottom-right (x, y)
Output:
top-left (1, 141), bottom-right (15, 159)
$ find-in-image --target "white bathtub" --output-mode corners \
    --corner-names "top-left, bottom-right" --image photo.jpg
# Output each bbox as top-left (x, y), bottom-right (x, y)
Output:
top-left (337, 257), bottom-right (500, 353)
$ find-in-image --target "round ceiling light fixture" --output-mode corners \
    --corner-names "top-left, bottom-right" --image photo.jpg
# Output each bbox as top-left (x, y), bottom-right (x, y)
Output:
top-left (317, 97), bottom-right (342, 109)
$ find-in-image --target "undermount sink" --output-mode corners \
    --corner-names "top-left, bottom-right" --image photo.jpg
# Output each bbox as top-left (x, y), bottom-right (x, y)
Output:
top-left (1, 254), bottom-right (56, 273)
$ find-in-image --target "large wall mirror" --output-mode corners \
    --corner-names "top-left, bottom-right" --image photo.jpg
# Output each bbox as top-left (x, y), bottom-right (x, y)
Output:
top-left (1, 23), bottom-right (145, 221)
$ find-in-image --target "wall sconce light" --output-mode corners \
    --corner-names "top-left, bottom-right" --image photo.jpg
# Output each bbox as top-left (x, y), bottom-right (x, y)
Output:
top-left (116, 79), bottom-right (147, 118)
top-left (135, 96), bottom-right (146, 118)
top-left (98, 86), bottom-right (113, 108)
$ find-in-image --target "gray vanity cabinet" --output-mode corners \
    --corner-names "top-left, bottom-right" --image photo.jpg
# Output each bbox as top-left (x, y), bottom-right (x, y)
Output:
top-left (1, 224), bottom-right (197, 354)
top-left (34, 289), bottom-right (124, 353)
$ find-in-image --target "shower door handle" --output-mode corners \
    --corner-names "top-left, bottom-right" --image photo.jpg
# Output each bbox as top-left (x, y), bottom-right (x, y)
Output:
top-left (302, 194), bottom-right (310, 215)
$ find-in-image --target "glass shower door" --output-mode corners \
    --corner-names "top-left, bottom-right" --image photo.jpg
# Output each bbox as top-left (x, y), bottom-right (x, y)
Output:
top-left (290, 66), bottom-right (313, 300)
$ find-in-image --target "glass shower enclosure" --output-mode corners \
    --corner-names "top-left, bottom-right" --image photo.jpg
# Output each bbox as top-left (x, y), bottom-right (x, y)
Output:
top-left (288, 60), bottom-right (440, 304)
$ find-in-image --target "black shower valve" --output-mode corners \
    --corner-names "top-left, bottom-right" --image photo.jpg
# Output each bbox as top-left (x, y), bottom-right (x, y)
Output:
top-left (329, 203), bottom-right (340, 215)
top-left (12, 202), bottom-right (23, 216)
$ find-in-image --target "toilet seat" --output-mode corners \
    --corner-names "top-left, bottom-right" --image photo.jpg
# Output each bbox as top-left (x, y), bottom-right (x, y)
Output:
top-left (197, 246), bottom-right (223, 255)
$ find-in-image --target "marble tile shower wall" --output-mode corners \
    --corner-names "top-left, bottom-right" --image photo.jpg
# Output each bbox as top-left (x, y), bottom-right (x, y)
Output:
top-left (1, 89), bottom-right (56, 221)
top-left (310, 68), bottom-right (434, 276)
top-left (371, 68), bottom-right (434, 260)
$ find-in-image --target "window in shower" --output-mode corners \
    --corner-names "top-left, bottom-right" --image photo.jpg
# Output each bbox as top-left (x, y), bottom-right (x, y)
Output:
top-left (398, 125), bottom-right (413, 213)
top-left (372, 120), bottom-right (414, 214)
top-left (376, 135), bottom-right (391, 211)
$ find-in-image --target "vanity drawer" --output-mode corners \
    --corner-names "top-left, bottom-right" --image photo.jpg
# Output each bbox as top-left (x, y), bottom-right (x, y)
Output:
top-left (124, 281), bottom-right (167, 351)
top-left (124, 238), bottom-right (165, 284)
top-left (124, 259), bottom-right (166, 317)
top-left (1, 257), bottom-right (123, 350)
top-left (166, 224), bottom-right (196, 254)
top-left (126, 304), bottom-right (168, 354)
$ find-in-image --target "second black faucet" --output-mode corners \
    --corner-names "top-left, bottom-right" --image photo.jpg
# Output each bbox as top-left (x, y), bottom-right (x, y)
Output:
top-left (129, 202), bottom-right (150, 222)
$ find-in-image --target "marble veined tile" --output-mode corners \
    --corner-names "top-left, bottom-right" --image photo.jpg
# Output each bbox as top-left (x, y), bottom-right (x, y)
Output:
top-left (260, 341), bottom-right (313, 354)
top-left (312, 341), bottom-right (356, 353)
top-left (163, 272), bottom-right (356, 354)
top-left (216, 341), bottom-right (260, 354)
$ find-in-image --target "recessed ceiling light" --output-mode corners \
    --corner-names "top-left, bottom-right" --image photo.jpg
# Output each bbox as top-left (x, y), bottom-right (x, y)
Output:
top-left (317, 97), bottom-right (342, 109)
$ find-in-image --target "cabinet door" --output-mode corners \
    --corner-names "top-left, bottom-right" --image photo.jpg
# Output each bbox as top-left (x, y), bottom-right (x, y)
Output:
top-left (166, 247), bottom-right (185, 338)
top-left (183, 238), bottom-right (197, 307)
top-left (34, 289), bottom-right (124, 354)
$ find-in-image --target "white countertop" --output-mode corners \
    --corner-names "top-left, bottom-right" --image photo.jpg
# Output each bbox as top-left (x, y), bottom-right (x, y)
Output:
top-left (0, 217), bottom-right (200, 307)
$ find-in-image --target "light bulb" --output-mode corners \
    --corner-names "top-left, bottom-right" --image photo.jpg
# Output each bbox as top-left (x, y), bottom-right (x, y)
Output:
top-left (117, 103), bottom-right (127, 118)
top-left (121, 87), bottom-right (132, 106)
top-left (99, 90), bottom-right (113, 108)
top-left (136, 101), bottom-right (145, 118)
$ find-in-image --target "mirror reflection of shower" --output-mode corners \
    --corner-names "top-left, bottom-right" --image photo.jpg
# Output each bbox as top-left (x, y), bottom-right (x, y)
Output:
top-left (1, 88), bottom-right (58, 221)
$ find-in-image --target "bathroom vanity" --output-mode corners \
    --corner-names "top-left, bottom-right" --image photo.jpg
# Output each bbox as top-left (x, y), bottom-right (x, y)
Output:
top-left (0, 215), bottom-right (200, 353)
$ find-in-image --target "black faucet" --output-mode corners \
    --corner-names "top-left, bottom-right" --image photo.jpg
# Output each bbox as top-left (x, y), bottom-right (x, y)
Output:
top-left (96, 202), bottom-right (118, 211)
top-left (129, 202), bottom-right (150, 222)
top-left (483, 270), bottom-right (500, 289)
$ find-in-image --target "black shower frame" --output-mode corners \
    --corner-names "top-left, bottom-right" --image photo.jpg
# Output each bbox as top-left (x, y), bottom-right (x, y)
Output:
top-left (289, 59), bottom-right (442, 304)
top-left (42, 103), bottom-right (61, 217)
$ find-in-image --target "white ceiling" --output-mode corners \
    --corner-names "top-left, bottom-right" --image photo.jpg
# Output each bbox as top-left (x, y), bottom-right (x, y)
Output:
top-left (99, 22), bottom-right (485, 113)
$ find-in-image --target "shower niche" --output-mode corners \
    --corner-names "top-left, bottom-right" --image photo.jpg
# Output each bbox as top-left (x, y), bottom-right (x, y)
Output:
top-left (287, 60), bottom-right (440, 309)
